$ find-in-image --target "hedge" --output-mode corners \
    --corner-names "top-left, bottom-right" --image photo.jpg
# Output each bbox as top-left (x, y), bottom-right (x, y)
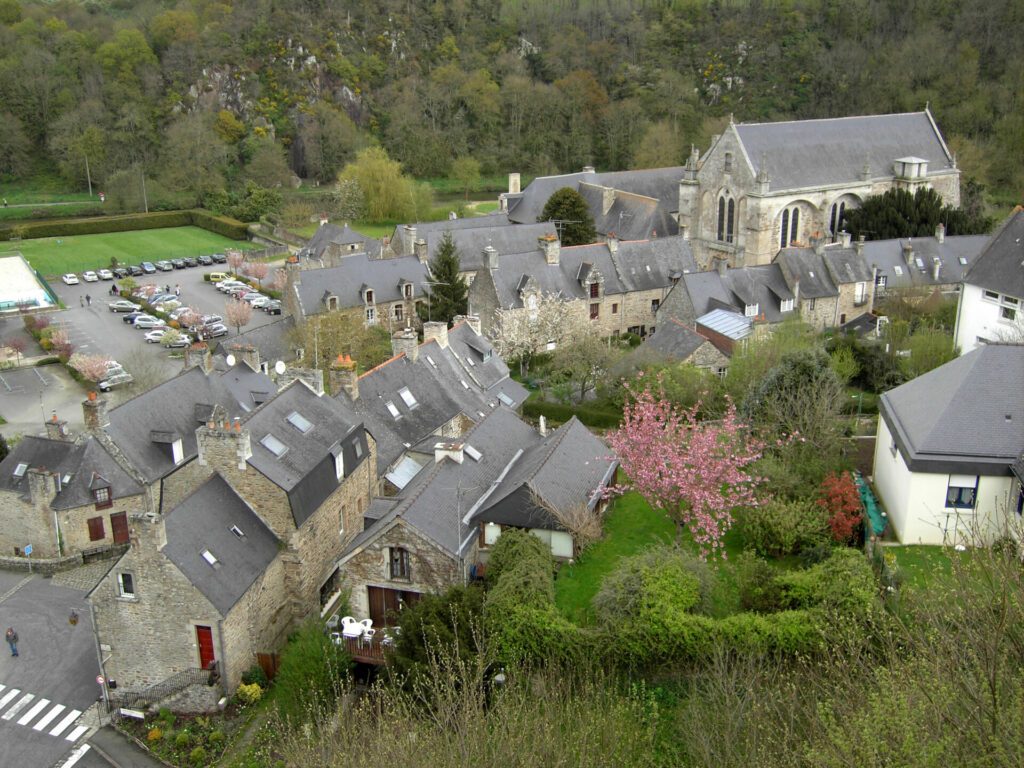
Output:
top-left (0, 209), bottom-right (249, 242)
top-left (522, 398), bottom-right (623, 430)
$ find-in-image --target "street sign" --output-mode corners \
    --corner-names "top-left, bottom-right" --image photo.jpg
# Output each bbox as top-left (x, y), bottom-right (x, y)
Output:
top-left (23, 544), bottom-right (32, 556)
top-left (96, 675), bottom-right (105, 686)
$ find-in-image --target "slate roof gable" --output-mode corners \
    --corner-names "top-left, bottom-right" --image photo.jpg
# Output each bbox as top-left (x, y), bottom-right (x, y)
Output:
top-left (962, 209), bottom-right (1024, 299)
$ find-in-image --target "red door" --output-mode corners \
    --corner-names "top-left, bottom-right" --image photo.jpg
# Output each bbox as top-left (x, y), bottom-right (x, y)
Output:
top-left (110, 512), bottom-right (129, 544)
top-left (195, 625), bottom-right (215, 670)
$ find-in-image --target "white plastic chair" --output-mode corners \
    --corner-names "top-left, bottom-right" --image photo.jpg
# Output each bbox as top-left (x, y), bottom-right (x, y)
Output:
top-left (330, 632), bottom-right (342, 646)
top-left (359, 618), bottom-right (373, 631)
top-left (381, 630), bottom-right (395, 648)
top-left (342, 622), bottom-right (363, 639)
top-left (361, 627), bottom-right (376, 648)
top-left (340, 616), bottom-right (357, 627)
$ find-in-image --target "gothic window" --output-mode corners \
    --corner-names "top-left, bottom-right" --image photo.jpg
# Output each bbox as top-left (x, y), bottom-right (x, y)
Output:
top-left (829, 202), bottom-right (847, 237)
top-left (717, 194), bottom-right (735, 243)
top-left (727, 199), bottom-right (735, 243)
top-left (790, 208), bottom-right (799, 244)
top-left (780, 209), bottom-right (790, 249)
top-left (780, 206), bottom-right (800, 248)
top-left (717, 197), bottom-right (726, 241)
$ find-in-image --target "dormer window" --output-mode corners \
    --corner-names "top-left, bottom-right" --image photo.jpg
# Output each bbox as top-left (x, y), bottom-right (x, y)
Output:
top-left (589, 282), bottom-right (599, 299)
top-left (403, 283), bottom-right (413, 300)
top-left (327, 296), bottom-right (338, 311)
top-left (365, 289), bottom-right (375, 304)
top-left (744, 303), bottom-right (759, 318)
top-left (334, 450), bottom-right (345, 480)
top-left (93, 486), bottom-right (112, 510)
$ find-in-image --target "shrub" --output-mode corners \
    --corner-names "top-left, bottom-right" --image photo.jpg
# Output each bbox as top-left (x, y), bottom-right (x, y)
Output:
top-left (157, 707), bottom-right (175, 727)
top-left (485, 528), bottom-right (551, 586)
top-left (0, 209), bottom-right (249, 242)
top-left (775, 548), bottom-right (877, 619)
top-left (146, 727), bottom-right (163, 742)
top-left (208, 730), bottom-right (225, 745)
top-left (817, 472), bottom-right (863, 544)
top-left (521, 398), bottom-right (622, 429)
top-left (190, 746), bottom-right (207, 765)
top-left (735, 552), bottom-right (785, 613)
top-left (241, 665), bottom-right (269, 688)
top-left (736, 498), bottom-right (829, 557)
top-left (592, 546), bottom-right (714, 624)
top-left (236, 682), bottom-right (263, 705)
top-left (174, 731), bottom-right (191, 749)
top-left (274, 619), bottom-right (351, 725)
top-left (798, 543), bottom-right (835, 568)
top-left (390, 584), bottom-right (486, 681)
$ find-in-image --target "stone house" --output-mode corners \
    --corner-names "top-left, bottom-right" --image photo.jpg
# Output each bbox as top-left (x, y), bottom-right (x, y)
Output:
top-left (298, 222), bottom-right (383, 263)
top-left (954, 208), bottom-right (1024, 355)
top-left (677, 110), bottom-right (960, 268)
top-left (285, 253), bottom-right (429, 331)
top-left (469, 234), bottom-right (697, 340)
top-left (862, 226), bottom-right (987, 300)
top-left (0, 421), bottom-right (145, 559)
top-left (640, 318), bottom-right (732, 374)
top-left (774, 239), bottom-right (877, 329)
top-left (337, 408), bottom-right (616, 626)
top-left (385, 213), bottom-right (513, 258)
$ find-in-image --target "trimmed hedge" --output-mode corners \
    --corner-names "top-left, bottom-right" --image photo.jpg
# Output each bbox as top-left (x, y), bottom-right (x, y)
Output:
top-left (522, 398), bottom-right (622, 430)
top-left (0, 209), bottom-right (249, 242)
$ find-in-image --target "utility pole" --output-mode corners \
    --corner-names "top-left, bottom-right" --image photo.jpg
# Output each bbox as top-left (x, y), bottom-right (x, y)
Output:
top-left (84, 153), bottom-right (92, 197)
top-left (140, 168), bottom-right (149, 213)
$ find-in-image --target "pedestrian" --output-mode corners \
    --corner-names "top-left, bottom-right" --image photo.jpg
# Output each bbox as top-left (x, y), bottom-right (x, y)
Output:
top-left (5, 627), bottom-right (17, 657)
top-left (79, 296), bottom-right (84, 307)
top-left (175, 284), bottom-right (181, 297)
top-left (85, 294), bottom-right (91, 306)
top-left (165, 284), bottom-right (171, 294)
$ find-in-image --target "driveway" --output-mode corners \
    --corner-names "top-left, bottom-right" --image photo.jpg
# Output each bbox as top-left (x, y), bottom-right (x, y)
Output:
top-left (0, 569), bottom-right (106, 768)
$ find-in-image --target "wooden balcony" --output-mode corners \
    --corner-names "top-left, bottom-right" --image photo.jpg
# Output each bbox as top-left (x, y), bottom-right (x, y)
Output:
top-left (335, 633), bottom-right (392, 665)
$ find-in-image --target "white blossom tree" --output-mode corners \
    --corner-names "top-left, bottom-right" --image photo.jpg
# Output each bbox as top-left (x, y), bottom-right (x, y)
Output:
top-left (491, 291), bottom-right (588, 376)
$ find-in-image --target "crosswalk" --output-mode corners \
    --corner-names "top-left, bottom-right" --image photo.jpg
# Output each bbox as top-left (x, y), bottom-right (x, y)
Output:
top-left (0, 683), bottom-right (85, 741)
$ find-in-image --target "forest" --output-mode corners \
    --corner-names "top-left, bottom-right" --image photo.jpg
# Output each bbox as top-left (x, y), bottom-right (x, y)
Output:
top-left (0, 0), bottom-right (1022, 216)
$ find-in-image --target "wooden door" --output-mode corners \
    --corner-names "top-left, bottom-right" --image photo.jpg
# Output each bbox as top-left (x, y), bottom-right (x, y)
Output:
top-left (110, 512), bottom-right (129, 544)
top-left (367, 587), bottom-right (421, 628)
top-left (195, 625), bottom-right (215, 670)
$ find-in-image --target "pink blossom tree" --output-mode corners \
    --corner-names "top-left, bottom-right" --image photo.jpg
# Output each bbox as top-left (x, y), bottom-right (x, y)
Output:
top-left (272, 268), bottom-right (288, 292)
top-left (606, 378), bottom-right (767, 559)
top-left (245, 261), bottom-right (269, 288)
top-left (224, 298), bottom-right (253, 335)
top-left (5, 337), bottom-right (26, 366)
top-left (227, 250), bottom-right (245, 275)
top-left (69, 353), bottom-right (110, 382)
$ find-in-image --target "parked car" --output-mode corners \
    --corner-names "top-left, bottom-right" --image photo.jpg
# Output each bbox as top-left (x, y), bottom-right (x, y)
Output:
top-left (171, 258), bottom-right (186, 269)
top-left (155, 260), bottom-right (174, 272)
top-left (129, 264), bottom-right (144, 276)
top-left (108, 299), bottom-right (142, 313)
top-left (211, 252), bottom-right (228, 263)
top-left (98, 371), bottom-right (134, 392)
top-left (183, 257), bottom-right (198, 267)
top-left (240, 292), bottom-right (263, 303)
top-left (198, 323), bottom-right (229, 339)
top-left (132, 315), bottom-right (162, 329)
top-left (148, 294), bottom-right (176, 306)
top-left (98, 269), bottom-right (114, 280)
top-left (144, 329), bottom-right (170, 343)
top-left (228, 286), bottom-right (252, 299)
top-left (264, 300), bottom-right (282, 315)
top-left (169, 306), bottom-right (197, 320)
top-left (208, 272), bottom-right (229, 283)
top-left (82, 271), bottom-right (99, 282)
top-left (122, 311), bottom-right (146, 323)
top-left (216, 280), bottom-right (245, 293)
top-left (197, 255), bottom-right (214, 266)
top-left (250, 296), bottom-right (271, 309)
top-left (105, 362), bottom-right (125, 377)
top-left (163, 333), bottom-right (193, 348)
top-left (112, 267), bottom-right (129, 279)
top-left (141, 262), bottom-right (156, 274)
top-left (62, 273), bottom-right (80, 285)
top-left (154, 300), bottom-right (181, 313)
top-left (202, 314), bottom-right (223, 326)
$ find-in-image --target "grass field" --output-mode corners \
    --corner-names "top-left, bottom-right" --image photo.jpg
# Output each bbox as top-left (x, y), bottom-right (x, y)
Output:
top-left (1, 226), bottom-right (255, 276)
top-left (886, 544), bottom-right (975, 591)
top-left (0, 176), bottom-right (94, 205)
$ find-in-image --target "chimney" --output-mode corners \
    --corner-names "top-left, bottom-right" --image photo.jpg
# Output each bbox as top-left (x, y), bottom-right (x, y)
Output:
top-left (606, 234), bottom-right (619, 254)
top-left (45, 412), bottom-right (71, 442)
top-left (902, 241), bottom-right (914, 265)
top-left (539, 235), bottom-right (560, 265)
top-left (132, 511), bottom-right (167, 554)
top-left (402, 225), bottom-right (417, 255)
top-left (27, 467), bottom-right (57, 507)
top-left (582, 165), bottom-right (596, 173)
top-left (793, 278), bottom-right (800, 305)
top-left (840, 230), bottom-right (852, 248)
top-left (855, 234), bottom-right (865, 256)
top-left (423, 321), bottom-right (449, 349)
top-left (602, 186), bottom-right (615, 215)
top-left (329, 355), bottom-right (359, 400)
top-left (82, 392), bottom-right (109, 433)
top-left (319, 213), bottom-right (329, 227)
top-left (935, 222), bottom-right (945, 244)
top-left (183, 343), bottom-right (214, 374)
top-left (508, 173), bottom-right (521, 194)
top-left (196, 419), bottom-right (252, 471)
top-left (232, 343), bottom-right (261, 371)
top-left (391, 328), bottom-right (419, 363)
top-left (414, 238), bottom-right (428, 265)
top-left (434, 441), bottom-right (464, 464)
top-left (454, 314), bottom-right (482, 336)
top-left (811, 233), bottom-right (826, 256)
top-left (539, 415), bottom-right (547, 437)
top-left (483, 245), bottom-right (498, 270)
top-left (716, 258), bottom-right (728, 277)
top-left (932, 257), bottom-right (941, 282)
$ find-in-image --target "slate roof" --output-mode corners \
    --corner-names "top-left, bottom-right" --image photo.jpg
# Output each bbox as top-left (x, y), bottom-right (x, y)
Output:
top-left (734, 111), bottom-right (956, 192)
top-left (424, 222), bottom-right (557, 271)
top-left (643, 318), bottom-right (711, 361)
top-left (677, 264), bottom-right (793, 322)
top-left (775, 248), bottom-right (839, 298)
top-left (880, 345), bottom-right (1024, 474)
top-left (962, 209), bottom-right (1024, 299)
top-left (389, 214), bottom-right (512, 255)
top-left (291, 255), bottom-right (429, 319)
top-left (864, 235), bottom-right (988, 291)
top-left (215, 317), bottom-right (298, 367)
top-left (0, 436), bottom-right (144, 509)
top-left (578, 184), bottom-right (674, 241)
top-left (162, 474), bottom-right (280, 616)
top-left (613, 237), bottom-right (698, 291)
top-left (244, 380), bottom-right (367, 526)
top-left (822, 248), bottom-right (875, 285)
top-left (106, 365), bottom-right (276, 484)
top-left (298, 223), bottom-right (382, 260)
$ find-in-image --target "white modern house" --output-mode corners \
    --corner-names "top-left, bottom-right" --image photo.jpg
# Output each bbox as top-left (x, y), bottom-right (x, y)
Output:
top-left (873, 345), bottom-right (1024, 545)
top-left (954, 208), bottom-right (1024, 354)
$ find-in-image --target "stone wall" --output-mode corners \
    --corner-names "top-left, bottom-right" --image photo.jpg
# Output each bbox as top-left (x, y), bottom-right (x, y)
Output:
top-left (688, 340), bottom-right (731, 371)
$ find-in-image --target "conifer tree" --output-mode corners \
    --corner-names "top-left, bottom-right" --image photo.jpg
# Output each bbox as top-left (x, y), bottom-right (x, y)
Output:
top-left (420, 232), bottom-right (468, 325)
top-left (539, 187), bottom-right (597, 246)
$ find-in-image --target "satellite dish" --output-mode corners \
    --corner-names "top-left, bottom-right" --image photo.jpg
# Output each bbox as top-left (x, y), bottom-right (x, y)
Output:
top-left (274, 360), bottom-right (286, 375)
top-left (225, 354), bottom-right (236, 367)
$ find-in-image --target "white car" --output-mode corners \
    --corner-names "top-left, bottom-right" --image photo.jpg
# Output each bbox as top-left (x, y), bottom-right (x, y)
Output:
top-left (82, 271), bottom-right (99, 282)
top-left (144, 329), bottom-right (170, 343)
top-left (249, 296), bottom-right (271, 309)
top-left (62, 273), bottom-right (80, 285)
top-left (97, 269), bottom-right (114, 280)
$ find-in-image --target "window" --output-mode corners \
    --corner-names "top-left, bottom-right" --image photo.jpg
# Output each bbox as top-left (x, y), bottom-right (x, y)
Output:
top-left (780, 298), bottom-right (794, 312)
top-left (780, 209), bottom-right (789, 249)
top-left (744, 303), bottom-right (759, 318)
top-left (808, 298), bottom-right (816, 311)
top-left (117, 572), bottom-right (135, 598)
top-left (790, 207), bottom-right (799, 244)
top-left (365, 289), bottom-right (374, 304)
top-left (87, 516), bottom-right (105, 542)
top-left (465, 445), bottom-right (482, 461)
top-left (365, 306), bottom-right (377, 324)
top-left (230, 525), bottom-right (245, 539)
top-left (590, 303), bottom-right (600, 320)
top-left (854, 282), bottom-right (867, 306)
top-left (651, 299), bottom-right (660, 313)
top-left (612, 303), bottom-right (619, 314)
top-left (724, 152), bottom-right (733, 173)
top-left (718, 197), bottom-right (726, 241)
top-left (945, 475), bottom-right (978, 509)
top-left (398, 387), bottom-right (417, 408)
top-left (403, 284), bottom-right (413, 300)
top-left (327, 296), bottom-right (338, 311)
top-left (589, 282), bottom-right (599, 299)
top-left (385, 401), bottom-right (401, 419)
top-left (727, 198), bottom-right (735, 243)
top-left (260, 433), bottom-right (288, 458)
top-left (355, 440), bottom-right (364, 459)
top-left (334, 450), bottom-right (344, 480)
top-left (717, 195), bottom-right (735, 242)
top-left (286, 411), bottom-right (313, 433)
top-left (93, 486), bottom-right (112, 510)
top-left (389, 547), bottom-right (410, 580)
top-left (983, 290), bottom-right (1000, 302)
top-left (1001, 306), bottom-right (1017, 322)
top-left (201, 549), bottom-right (219, 567)
top-left (829, 202), bottom-right (847, 237)
top-left (394, 304), bottom-right (403, 321)
top-left (876, 274), bottom-right (887, 288)
top-left (13, 462), bottom-right (27, 478)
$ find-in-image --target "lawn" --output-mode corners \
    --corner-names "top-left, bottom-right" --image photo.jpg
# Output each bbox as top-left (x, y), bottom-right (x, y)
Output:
top-left (885, 544), bottom-right (974, 591)
top-left (2, 227), bottom-right (255, 277)
top-left (0, 176), bottom-right (94, 205)
top-left (0, 202), bottom-right (104, 222)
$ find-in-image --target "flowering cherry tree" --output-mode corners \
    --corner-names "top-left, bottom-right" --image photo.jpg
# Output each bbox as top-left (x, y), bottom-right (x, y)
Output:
top-left (224, 298), bottom-right (253, 335)
top-left (244, 261), bottom-right (269, 287)
top-left (69, 353), bottom-right (110, 382)
top-left (606, 378), bottom-right (766, 559)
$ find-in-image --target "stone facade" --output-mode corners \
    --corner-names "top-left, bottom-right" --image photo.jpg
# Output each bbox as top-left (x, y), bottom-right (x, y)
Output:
top-left (687, 340), bottom-right (731, 371)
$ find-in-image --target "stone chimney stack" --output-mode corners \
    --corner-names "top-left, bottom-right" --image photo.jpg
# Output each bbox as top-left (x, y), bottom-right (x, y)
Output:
top-left (855, 234), bottom-right (865, 256)
top-left (402, 225), bottom-right (417, 255)
top-left (231, 343), bottom-right (261, 371)
top-left (483, 245), bottom-right (499, 270)
top-left (539, 235), bottom-right (560, 265)
top-left (840, 230), bottom-right (852, 248)
top-left (932, 257), bottom-right (941, 282)
top-left (414, 238), bottom-right (429, 264)
top-left (183, 343), bottom-right (214, 374)
top-left (131, 511), bottom-right (167, 554)
top-left (391, 328), bottom-right (419, 363)
top-left (508, 173), bottom-right (521, 195)
top-left (423, 321), bottom-right (449, 349)
top-left (755, 154), bottom-right (771, 194)
top-left (196, 418), bottom-right (252, 472)
top-left (454, 314), bottom-right (482, 336)
top-left (329, 355), bottom-right (359, 401)
top-left (582, 165), bottom-right (596, 174)
top-left (902, 241), bottom-right (915, 265)
top-left (935, 222), bottom-right (946, 244)
top-left (44, 412), bottom-right (72, 442)
top-left (716, 258), bottom-right (728, 277)
top-left (602, 186), bottom-right (615, 215)
top-left (82, 392), bottom-right (109, 433)
top-left (27, 467), bottom-right (57, 507)
top-left (433, 441), bottom-right (464, 464)
top-left (606, 234), bottom-right (619, 254)
top-left (812, 233), bottom-right (826, 256)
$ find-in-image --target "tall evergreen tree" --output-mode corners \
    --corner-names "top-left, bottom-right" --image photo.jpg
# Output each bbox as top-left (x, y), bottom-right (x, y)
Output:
top-left (539, 187), bottom-right (597, 246)
top-left (420, 232), bottom-right (469, 325)
top-left (842, 187), bottom-right (992, 240)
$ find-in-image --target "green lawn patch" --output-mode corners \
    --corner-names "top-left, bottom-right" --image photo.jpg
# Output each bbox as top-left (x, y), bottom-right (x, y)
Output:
top-left (1, 177), bottom-right (94, 205)
top-left (885, 544), bottom-right (973, 591)
top-left (471, 201), bottom-right (500, 214)
top-left (2, 226), bottom-right (256, 276)
top-left (0, 202), bottom-right (104, 222)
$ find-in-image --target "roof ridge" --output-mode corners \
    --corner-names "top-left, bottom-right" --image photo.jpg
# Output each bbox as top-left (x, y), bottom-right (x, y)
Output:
top-left (527, 417), bottom-right (578, 484)
top-left (737, 111), bottom-right (925, 128)
top-left (359, 351), bottom-right (406, 379)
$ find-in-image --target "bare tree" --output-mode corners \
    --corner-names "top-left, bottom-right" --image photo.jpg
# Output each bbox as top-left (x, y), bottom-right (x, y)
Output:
top-left (224, 298), bottom-right (253, 335)
top-left (5, 337), bottom-right (26, 366)
top-left (491, 291), bottom-right (588, 376)
top-left (531, 489), bottom-right (603, 555)
top-left (227, 249), bottom-right (245, 275)
top-left (272, 267), bottom-right (288, 292)
top-left (120, 348), bottom-right (167, 392)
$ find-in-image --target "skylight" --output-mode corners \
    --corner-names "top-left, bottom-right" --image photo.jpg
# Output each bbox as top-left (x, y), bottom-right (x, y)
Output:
top-left (460, 379), bottom-right (469, 389)
top-left (62, 474), bottom-right (72, 484)
top-left (260, 433), bottom-right (288, 458)
top-left (958, 256), bottom-right (968, 266)
top-left (915, 257), bottom-right (925, 269)
top-left (894, 265), bottom-right (903, 275)
top-left (386, 401), bottom-right (401, 419)
top-left (398, 387), bottom-right (417, 408)
top-left (201, 549), bottom-right (219, 566)
top-left (230, 525), bottom-right (245, 539)
top-left (498, 392), bottom-right (515, 407)
top-left (426, 355), bottom-right (437, 367)
top-left (465, 445), bottom-right (482, 462)
top-left (467, 357), bottom-right (475, 366)
top-left (13, 463), bottom-right (27, 478)
top-left (287, 411), bottom-right (313, 433)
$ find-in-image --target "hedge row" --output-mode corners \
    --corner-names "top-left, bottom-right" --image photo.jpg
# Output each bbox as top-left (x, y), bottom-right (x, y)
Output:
top-left (522, 398), bottom-right (623, 430)
top-left (0, 209), bottom-right (249, 242)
